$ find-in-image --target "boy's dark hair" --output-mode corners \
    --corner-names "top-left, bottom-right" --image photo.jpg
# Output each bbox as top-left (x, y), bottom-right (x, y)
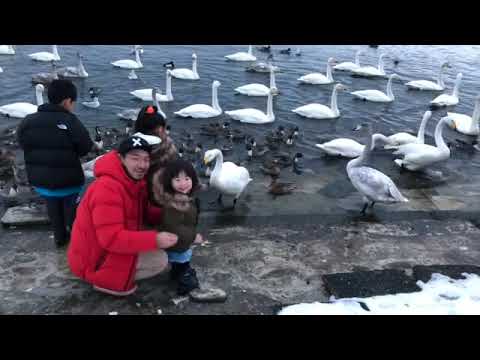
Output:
top-left (162, 159), bottom-right (199, 196)
top-left (48, 79), bottom-right (78, 104)
top-left (134, 105), bottom-right (167, 135)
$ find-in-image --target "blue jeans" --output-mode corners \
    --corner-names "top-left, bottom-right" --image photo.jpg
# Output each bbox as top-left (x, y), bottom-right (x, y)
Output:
top-left (167, 249), bottom-right (193, 263)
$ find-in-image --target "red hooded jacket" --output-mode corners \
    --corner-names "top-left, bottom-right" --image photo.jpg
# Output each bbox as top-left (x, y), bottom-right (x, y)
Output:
top-left (67, 150), bottom-right (162, 292)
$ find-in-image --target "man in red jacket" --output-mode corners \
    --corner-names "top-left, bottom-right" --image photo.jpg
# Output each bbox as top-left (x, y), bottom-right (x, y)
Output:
top-left (67, 135), bottom-right (178, 296)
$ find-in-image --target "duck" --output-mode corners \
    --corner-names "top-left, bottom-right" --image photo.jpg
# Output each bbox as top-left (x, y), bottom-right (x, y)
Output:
top-left (392, 116), bottom-right (456, 171)
top-left (298, 57), bottom-right (337, 85)
top-left (93, 126), bottom-right (104, 154)
top-left (273, 152), bottom-right (295, 168)
top-left (285, 135), bottom-right (295, 146)
top-left (200, 121), bottom-right (226, 137)
top-left (170, 53), bottom-right (199, 80)
top-left (351, 73), bottom-right (399, 102)
top-left (57, 52), bottom-right (89, 78)
top-left (130, 69), bottom-right (174, 102)
top-left (125, 120), bottom-right (134, 135)
top-left (351, 53), bottom-right (387, 77)
top-left (293, 83), bottom-right (349, 119)
top-left (268, 176), bottom-right (297, 196)
top-left (226, 88), bottom-right (275, 124)
top-left (82, 95), bottom-right (100, 109)
top-left (28, 45), bottom-right (60, 62)
top-left (31, 61), bottom-right (59, 85)
top-left (235, 66), bottom-right (278, 96)
top-left (315, 133), bottom-right (390, 158)
top-left (279, 48), bottom-right (291, 55)
top-left (204, 148), bottom-right (252, 208)
top-left (405, 62), bottom-right (451, 91)
top-left (0, 45), bottom-right (15, 55)
top-left (111, 46), bottom-right (143, 69)
top-left (225, 45), bottom-right (257, 62)
top-left (430, 73), bottom-right (463, 107)
top-left (256, 45), bottom-right (271, 53)
top-left (163, 61), bottom-right (175, 69)
top-left (260, 158), bottom-right (281, 177)
top-left (382, 111), bottom-right (432, 149)
top-left (445, 94), bottom-right (480, 136)
top-left (292, 152), bottom-right (304, 174)
top-left (174, 80), bottom-right (222, 118)
top-left (334, 50), bottom-right (364, 72)
top-left (249, 138), bottom-right (269, 157)
top-left (0, 84), bottom-right (44, 119)
top-left (347, 129), bottom-right (408, 214)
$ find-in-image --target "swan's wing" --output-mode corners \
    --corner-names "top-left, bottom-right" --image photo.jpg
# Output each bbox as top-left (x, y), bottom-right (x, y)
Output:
top-left (393, 143), bottom-right (433, 155)
top-left (349, 167), bottom-right (401, 202)
top-left (216, 162), bottom-right (251, 194)
top-left (175, 104), bottom-right (216, 117)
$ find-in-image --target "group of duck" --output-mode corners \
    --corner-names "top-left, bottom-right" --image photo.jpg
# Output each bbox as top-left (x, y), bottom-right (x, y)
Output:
top-left (1, 45), bottom-right (479, 213)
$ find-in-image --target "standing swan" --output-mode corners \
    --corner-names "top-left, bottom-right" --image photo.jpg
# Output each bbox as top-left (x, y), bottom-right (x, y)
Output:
top-left (445, 95), bottom-right (480, 136)
top-left (347, 129), bottom-right (409, 214)
top-left (28, 45), bottom-right (60, 62)
top-left (170, 53), bottom-right (199, 80)
top-left (382, 111), bottom-right (432, 149)
top-left (0, 45), bottom-right (15, 55)
top-left (392, 116), bottom-right (456, 171)
top-left (292, 83), bottom-right (348, 119)
top-left (111, 46), bottom-right (143, 69)
top-left (204, 148), bottom-right (252, 208)
top-left (234, 66), bottom-right (278, 96)
top-left (430, 73), bottom-right (463, 107)
top-left (130, 69), bottom-right (174, 102)
top-left (225, 88), bottom-right (275, 124)
top-left (298, 57), bottom-right (336, 85)
top-left (174, 80), bottom-right (222, 118)
top-left (225, 45), bottom-right (257, 62)
top-left (405, 62), bottom-right (451, 91)
top-left (334, 50), bottom-right (363, 72)
top-left (0, 84), bottom-right (44, 118)
top-left (351, 73), bottom-right (399, 102)
top-left (351, 53), bottom-right (386, 77)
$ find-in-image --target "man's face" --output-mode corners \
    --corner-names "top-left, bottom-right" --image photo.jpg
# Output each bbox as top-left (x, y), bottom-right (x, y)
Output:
top-left (120, 150), bottom-right (150, 180)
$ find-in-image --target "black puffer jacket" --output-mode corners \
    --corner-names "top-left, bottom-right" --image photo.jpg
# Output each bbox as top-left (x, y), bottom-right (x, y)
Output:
top-left (17, 103), bottom-right (93, 189)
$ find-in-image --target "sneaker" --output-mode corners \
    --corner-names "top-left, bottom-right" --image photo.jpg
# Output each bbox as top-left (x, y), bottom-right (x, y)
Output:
top-left (177, 267), bottom-right (200, 296)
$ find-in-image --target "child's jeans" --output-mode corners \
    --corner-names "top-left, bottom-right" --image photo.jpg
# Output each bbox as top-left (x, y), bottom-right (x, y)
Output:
top-left (167, 248), bottom-right (193, 263)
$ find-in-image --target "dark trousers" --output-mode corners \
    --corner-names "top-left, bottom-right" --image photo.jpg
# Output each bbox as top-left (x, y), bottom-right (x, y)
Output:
top-left (44, 193), bottom-right (79, 244)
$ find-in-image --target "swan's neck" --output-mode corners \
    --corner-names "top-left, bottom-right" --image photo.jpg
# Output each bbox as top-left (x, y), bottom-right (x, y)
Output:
top-left (36, 88), bottom-right (44, 106)
top-left (434, 117), bottom-right (449, 153)
top-left (78, 57), bottom-right (88, 77)
top-left (417, 112), bottom-right (431, 143)
top-left (326, 61), bottom-right (334, 82)
top-left (153, 90), bottom-right (166, 118)
top-left (437, 65), bottom-right (446, 88)
top-left (166, 71), bottom-right (173, 99)
top-left (212, 85), bottom-right (221, 112)
top-left (378, 55), bottom-right (385, 73)
top-left (192, 57), bottom-right (198, 76)
top-left (269, 67), bottom-right (276, 89)
top-left (266, 91), bottom-right (274, 120)
top-left (135, 50), bottom-right (143, 67)
top-left (52, 45), bottom-right (59, 59)
top-left (372, 133), bottom-right (390, 149)
top-left (248, 45), bottom-right (253, 55)
top-left (452, 76), bottom-right (462, 98)
top-left (330, 86), bottom-right (340, 116)
top-left (348, 130), bottom-right (372, 172)
top-left (355, 51), bottom-right (361, 66)
top-left (386, 76), bottom-right (395, 100)
top-left (469, 99), bottom-right (480, 132)
top-left (211, 151), bottom-right (223, 177)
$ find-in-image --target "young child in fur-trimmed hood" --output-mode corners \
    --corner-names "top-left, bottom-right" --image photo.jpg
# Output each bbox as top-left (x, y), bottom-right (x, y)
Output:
top-left (156, 159), bottom-right (205, 295)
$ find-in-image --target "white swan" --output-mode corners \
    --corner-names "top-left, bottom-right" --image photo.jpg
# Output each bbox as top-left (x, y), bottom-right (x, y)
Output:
top-left (225, 45), bottom-right (257, 62)
top-left (225, 88), bottom-right (275, 124)
top-left (111, 46), bottom-right (143, 69)
top-left (0, 45), bottom-right (15, 55)
top-left (430, 73), bottom-right (463, 107)
top-left (351, 73), bottom-right (399, 102)
top-left (130, 69), bottom-right (173, 102)
top-left (298, 57), bottom-right (336, 85)
top-left (347, 131), bottom-right (408, 214)
top-left (118, 88), bottom-right (166, 120)
top-left (174, 80), bottom-right (222, 118)
top-left (315, 133), bottom-right (390, 158)
top-left (334, 50), bottom-right (363, 72)
top-left (57, 52), bottom-right (89, 78)
top-left (405, 62), bottom-right (450, 91)
top-left (234, 66), bottom-right (278, 96)
top-left (445, 95), bottom-right (480, 136)
top-left (204, 148), bottom-right (252, 207)
top-left (0, 84), bottom-right (44, 118)
top-left (382, 111), bottom-right (432, 149)
top-left (292, 83), bottom-right (348, 119)
top-left (28, 45), bottom-right (60, 62)
top-left (130, 45), bottom-right (144, 55)
top-left (392, 116), bottom-right (456, 171)
top-left (170, 53), bottom-right (199, 80)
top-left (351, 53), bottom-right (386, 77)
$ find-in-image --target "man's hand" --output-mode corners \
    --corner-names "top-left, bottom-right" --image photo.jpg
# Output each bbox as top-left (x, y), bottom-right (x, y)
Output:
top-left (156, 232), bottom-right (178, 249)
top-left (194, 233), bottom-right (204, 244)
